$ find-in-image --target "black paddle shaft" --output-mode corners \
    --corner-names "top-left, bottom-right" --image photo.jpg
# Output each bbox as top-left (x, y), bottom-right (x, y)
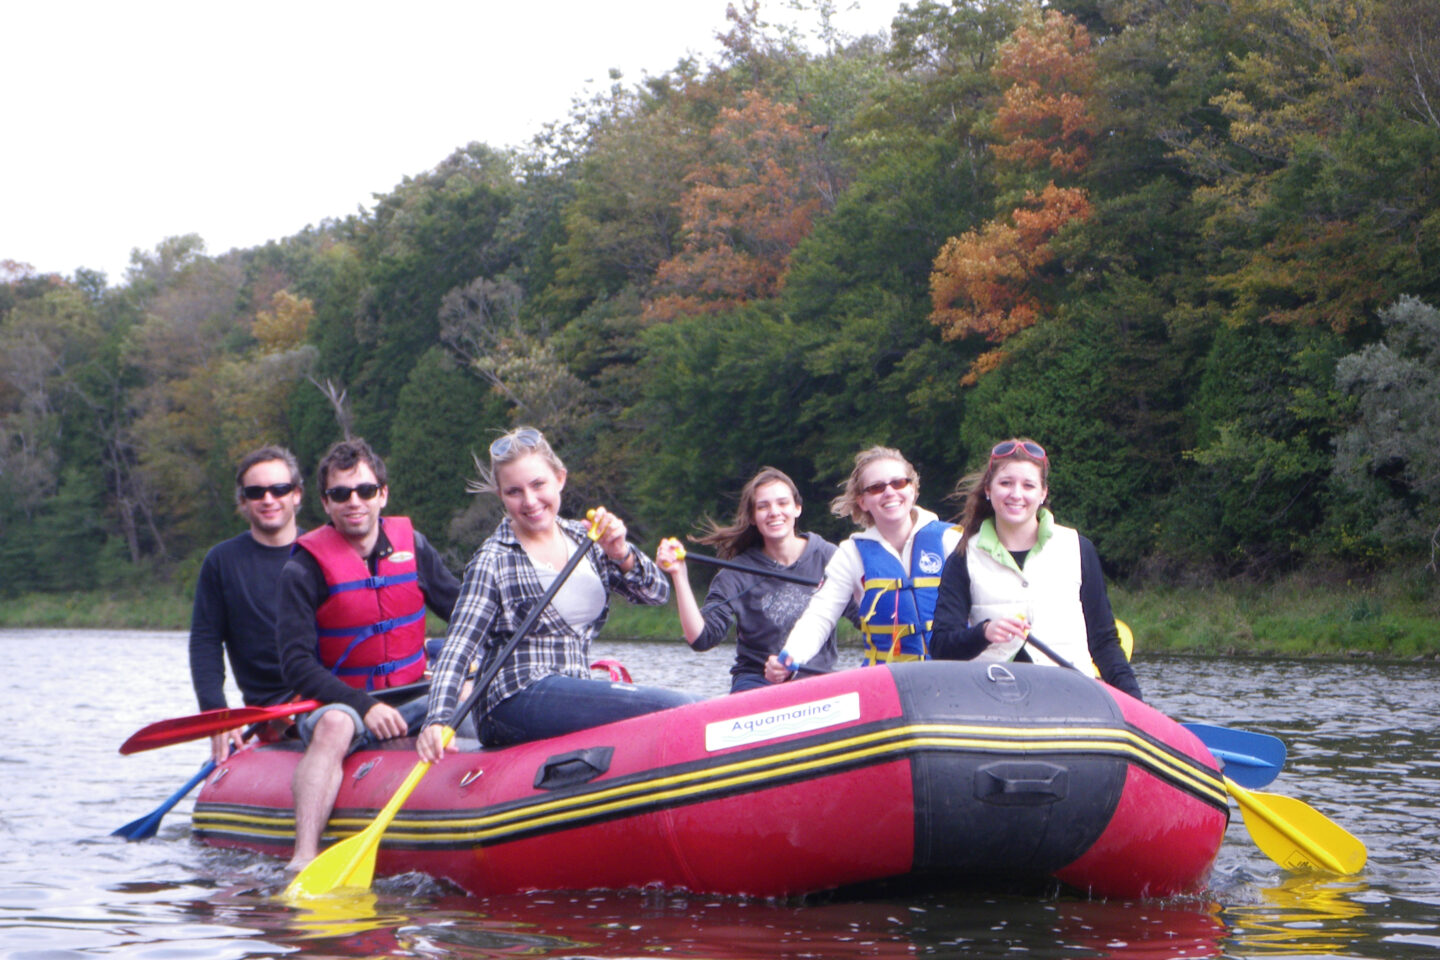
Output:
top-left (681, 550), bottom-right (821, 587)
top-left (1022, 633), bottom-right (1079, 673)
top-left (441, 522), bottom-right (599, 731)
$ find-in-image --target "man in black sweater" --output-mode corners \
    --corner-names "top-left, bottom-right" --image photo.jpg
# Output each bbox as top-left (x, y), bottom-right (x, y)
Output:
top-left (188, 446), bottom-right (305, 762)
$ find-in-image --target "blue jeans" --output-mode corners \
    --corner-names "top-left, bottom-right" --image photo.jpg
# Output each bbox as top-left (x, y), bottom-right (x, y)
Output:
top-left (730, 671), bottom-right (772, 694)
top-left (480, 674), bottom-right (701, 747)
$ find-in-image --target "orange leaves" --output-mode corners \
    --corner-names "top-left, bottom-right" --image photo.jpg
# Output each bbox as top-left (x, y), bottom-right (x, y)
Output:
top-left (927, 10), bottom-right (1097, 383)
top-left (644, 94), bottom-right (826, 322)
top-left (929, 183), bottom-right (1092, 346)
top-left (991, 10), bottom-right (1096, 174)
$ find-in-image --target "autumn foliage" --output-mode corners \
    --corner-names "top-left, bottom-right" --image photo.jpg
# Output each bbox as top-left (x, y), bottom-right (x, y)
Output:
top-left (644, 94), bottom-right (827, 322)
top-left (928, 10), bottom-right (1096, 381)
top-left (991, 10), bottom-right (1096, 173)
top-left (929, 184), bottom-right (1093, 381)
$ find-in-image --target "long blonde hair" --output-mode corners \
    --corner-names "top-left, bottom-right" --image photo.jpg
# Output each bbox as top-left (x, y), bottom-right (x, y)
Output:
top-left (830, 446), bottom-right (919, 529)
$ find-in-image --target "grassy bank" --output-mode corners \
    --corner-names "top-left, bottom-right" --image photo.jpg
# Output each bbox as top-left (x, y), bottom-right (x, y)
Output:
top-left (598, 568), bottom-right (1440, 661)
top-left (4, 568), bottom-right (1437, 660)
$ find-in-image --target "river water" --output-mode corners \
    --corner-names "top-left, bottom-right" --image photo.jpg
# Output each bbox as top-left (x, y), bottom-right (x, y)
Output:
top-left (2, 629), bottom-right (1437, 959)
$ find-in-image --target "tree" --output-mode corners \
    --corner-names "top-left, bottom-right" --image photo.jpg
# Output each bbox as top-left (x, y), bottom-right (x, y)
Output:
top-left (644, 93), bottom-right (829, 321)
top-left (927, 8), bottom-right (1097, 382)
top-left (1332, 296), bottom-right (1440, 567)
top-left (929, 182), bottom-right (1092, 382)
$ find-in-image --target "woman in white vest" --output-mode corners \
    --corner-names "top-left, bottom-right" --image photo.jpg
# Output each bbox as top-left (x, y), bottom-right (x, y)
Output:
top-left (930, 438), bottom-right (1141, 700)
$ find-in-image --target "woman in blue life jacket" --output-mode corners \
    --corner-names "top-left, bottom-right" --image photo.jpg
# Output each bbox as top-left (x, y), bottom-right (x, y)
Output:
top-left (655, 467), bottom-right (857, 693)
top-left (929, 438), bottom-right (1141, 700)
top-left (763, 446), bottom-right (962, 682)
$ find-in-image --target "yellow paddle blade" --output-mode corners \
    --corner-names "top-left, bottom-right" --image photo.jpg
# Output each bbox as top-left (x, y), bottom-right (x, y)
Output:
top-left (1226, 778), bottom-right (1366, 875)
top-left (1115, 619), bottom-right (1134, 660)
top-left (284, 727), bottom-right (454, 900)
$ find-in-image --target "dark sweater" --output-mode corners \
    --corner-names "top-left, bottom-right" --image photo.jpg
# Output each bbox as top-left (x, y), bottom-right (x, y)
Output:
top-left (189, 530), bottom-right (300, 711)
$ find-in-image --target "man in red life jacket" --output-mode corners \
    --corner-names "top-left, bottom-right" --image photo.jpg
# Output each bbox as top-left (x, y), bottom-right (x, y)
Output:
top-left (189, 446), bottom-right (305, 763)
top-left (275, 438), bottom-right (461, 872)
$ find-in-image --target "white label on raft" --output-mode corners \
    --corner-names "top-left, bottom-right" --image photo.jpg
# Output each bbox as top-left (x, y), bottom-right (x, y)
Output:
top-left (705, 692), bottom-right (861, 751)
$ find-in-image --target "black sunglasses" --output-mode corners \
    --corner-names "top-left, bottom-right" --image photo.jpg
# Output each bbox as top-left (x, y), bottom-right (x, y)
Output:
top-left (324, 483), bottom-right (382, 502)
top-left (241, 483), bottom-right (297, 501)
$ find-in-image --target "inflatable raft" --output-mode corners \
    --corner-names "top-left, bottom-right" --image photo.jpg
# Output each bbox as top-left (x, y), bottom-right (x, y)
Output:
top-left (192, 661), bottom-right (1229, 899)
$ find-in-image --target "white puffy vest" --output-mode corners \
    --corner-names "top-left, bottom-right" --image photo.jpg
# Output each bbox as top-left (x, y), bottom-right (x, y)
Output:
top-left (965, 521), bottom-right (1096, 675)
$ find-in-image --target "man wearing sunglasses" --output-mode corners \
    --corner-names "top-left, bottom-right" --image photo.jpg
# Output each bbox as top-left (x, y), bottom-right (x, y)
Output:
top-left (275, 437), bottom-right (462, 872)
top-left (188, 446), bottom-right (307, 763)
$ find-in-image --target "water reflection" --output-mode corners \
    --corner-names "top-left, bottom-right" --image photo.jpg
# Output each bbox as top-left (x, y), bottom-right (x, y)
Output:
top-left (5, 633), bottom-right (1440, 959)
top-left (188, 879), bottom-right (1234, 960)
top-left (1224, 874), bottom-right (1368, 956)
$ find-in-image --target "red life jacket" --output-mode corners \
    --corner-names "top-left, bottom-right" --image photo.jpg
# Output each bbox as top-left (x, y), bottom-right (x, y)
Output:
top-left (297, 516), bottom-right (427, 690)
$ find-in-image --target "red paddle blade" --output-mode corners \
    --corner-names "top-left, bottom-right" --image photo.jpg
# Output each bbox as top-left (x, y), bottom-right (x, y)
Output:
top-left (119, 700), bottom-right (321, 755)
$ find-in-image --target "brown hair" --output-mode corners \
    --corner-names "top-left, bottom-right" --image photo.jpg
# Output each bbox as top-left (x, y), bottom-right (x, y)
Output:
top-left (694, 467), bottom-right (803, 559)
top-left (953, 436), bottom-right (1050, 547)
top-left (316, 437), bottom-right (387, 493)
top-left (830, 446), bottom-right (919, 529)
top-left (234, 445), bottom-right (302, 506)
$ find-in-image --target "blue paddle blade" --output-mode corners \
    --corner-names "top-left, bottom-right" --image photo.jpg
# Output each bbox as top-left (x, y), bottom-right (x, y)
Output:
top-left (112, 760), bottom-right (216, 841)
top-left (1182, 722), bottom-right (1287, 788)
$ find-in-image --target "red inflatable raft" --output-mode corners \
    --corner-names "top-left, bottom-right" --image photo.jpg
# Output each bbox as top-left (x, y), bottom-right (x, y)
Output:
top-left (192, 661), bottom-right (1228, 899)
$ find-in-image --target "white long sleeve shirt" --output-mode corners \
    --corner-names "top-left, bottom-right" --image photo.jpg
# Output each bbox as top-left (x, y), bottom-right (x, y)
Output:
top-left (781, 507), bottom-right (961, 666)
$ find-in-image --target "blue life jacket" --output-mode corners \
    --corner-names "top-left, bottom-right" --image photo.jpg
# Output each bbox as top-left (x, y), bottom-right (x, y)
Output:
top-left (854, 519), bottom-right (953, 664)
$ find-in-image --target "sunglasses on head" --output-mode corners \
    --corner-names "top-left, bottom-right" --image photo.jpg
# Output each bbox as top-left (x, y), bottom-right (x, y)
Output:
top-left (241, 482), bottom-right (296, 501)
top-left (489, 427), bottom-right (543, 459)
top-left (862, 476), bottom-right (913, 497)
top-left (990, 440), bottom-right (1047, 463)
top-left (324, 483), bottom-right (382, 503)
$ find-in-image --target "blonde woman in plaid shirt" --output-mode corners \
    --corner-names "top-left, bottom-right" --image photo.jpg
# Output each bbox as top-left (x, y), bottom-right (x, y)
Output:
top-left (417, 427), bottom-right (698, 758)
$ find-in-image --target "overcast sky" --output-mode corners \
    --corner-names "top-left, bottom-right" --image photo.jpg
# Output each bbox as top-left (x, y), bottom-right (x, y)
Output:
top-left (3, 1), bottom-right (903, 285)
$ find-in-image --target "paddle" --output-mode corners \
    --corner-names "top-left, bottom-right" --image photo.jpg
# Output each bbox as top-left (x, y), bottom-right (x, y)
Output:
top-left (673, 546), bottom-right (822, 587)
top-left (111, 759), bottom-right (216, 841)
top-left (1180, 722), bottom-right (1287, 789)
top-left (1116, 618), bottom-right (1134, 660)
top-left (285, 509), bottom-right (607, 899)
top-left (1022, 633), bottom-right (1365, 875)
top-left (121, 700), bottom-right (321, 755)
top-left (119, 677), bottom-right (436, 755)
top-left (1223, 776), bottom-right (1367, 875)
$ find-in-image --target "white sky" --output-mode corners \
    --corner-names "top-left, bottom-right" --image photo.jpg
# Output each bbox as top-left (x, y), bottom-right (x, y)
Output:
top-left (3, 0), bottom-right (904, 285)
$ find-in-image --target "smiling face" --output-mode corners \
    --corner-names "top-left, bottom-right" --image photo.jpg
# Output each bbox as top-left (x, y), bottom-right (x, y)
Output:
top-left (751, 480), bottom-right (801, 546)
top-left (322, 462), bottom-right (388, 551)
top-left (497, 452), bottom-right (566, 540)
top-left (857, 457), bottom-right (917, 529)
top-left (238, 458), bottom-right (301, 545)
top-left (986, 459), bottom-right (1047, 534)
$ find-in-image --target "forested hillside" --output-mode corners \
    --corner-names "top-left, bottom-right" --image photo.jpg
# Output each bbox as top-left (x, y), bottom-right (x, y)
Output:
top-left (4, 0), bottom-right (1439, 597)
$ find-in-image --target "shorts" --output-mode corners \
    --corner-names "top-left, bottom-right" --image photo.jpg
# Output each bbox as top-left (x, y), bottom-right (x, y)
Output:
top-left (295, 696), bottom-right (430, 754)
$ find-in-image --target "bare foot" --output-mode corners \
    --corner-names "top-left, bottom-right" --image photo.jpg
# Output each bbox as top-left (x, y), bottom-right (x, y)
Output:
top-left (284, 855), bottom-right (314, 875)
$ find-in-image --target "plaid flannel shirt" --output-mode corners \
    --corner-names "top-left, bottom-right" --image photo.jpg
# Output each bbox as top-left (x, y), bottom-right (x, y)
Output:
top-left (424, 515), bottom-right (669, 729)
